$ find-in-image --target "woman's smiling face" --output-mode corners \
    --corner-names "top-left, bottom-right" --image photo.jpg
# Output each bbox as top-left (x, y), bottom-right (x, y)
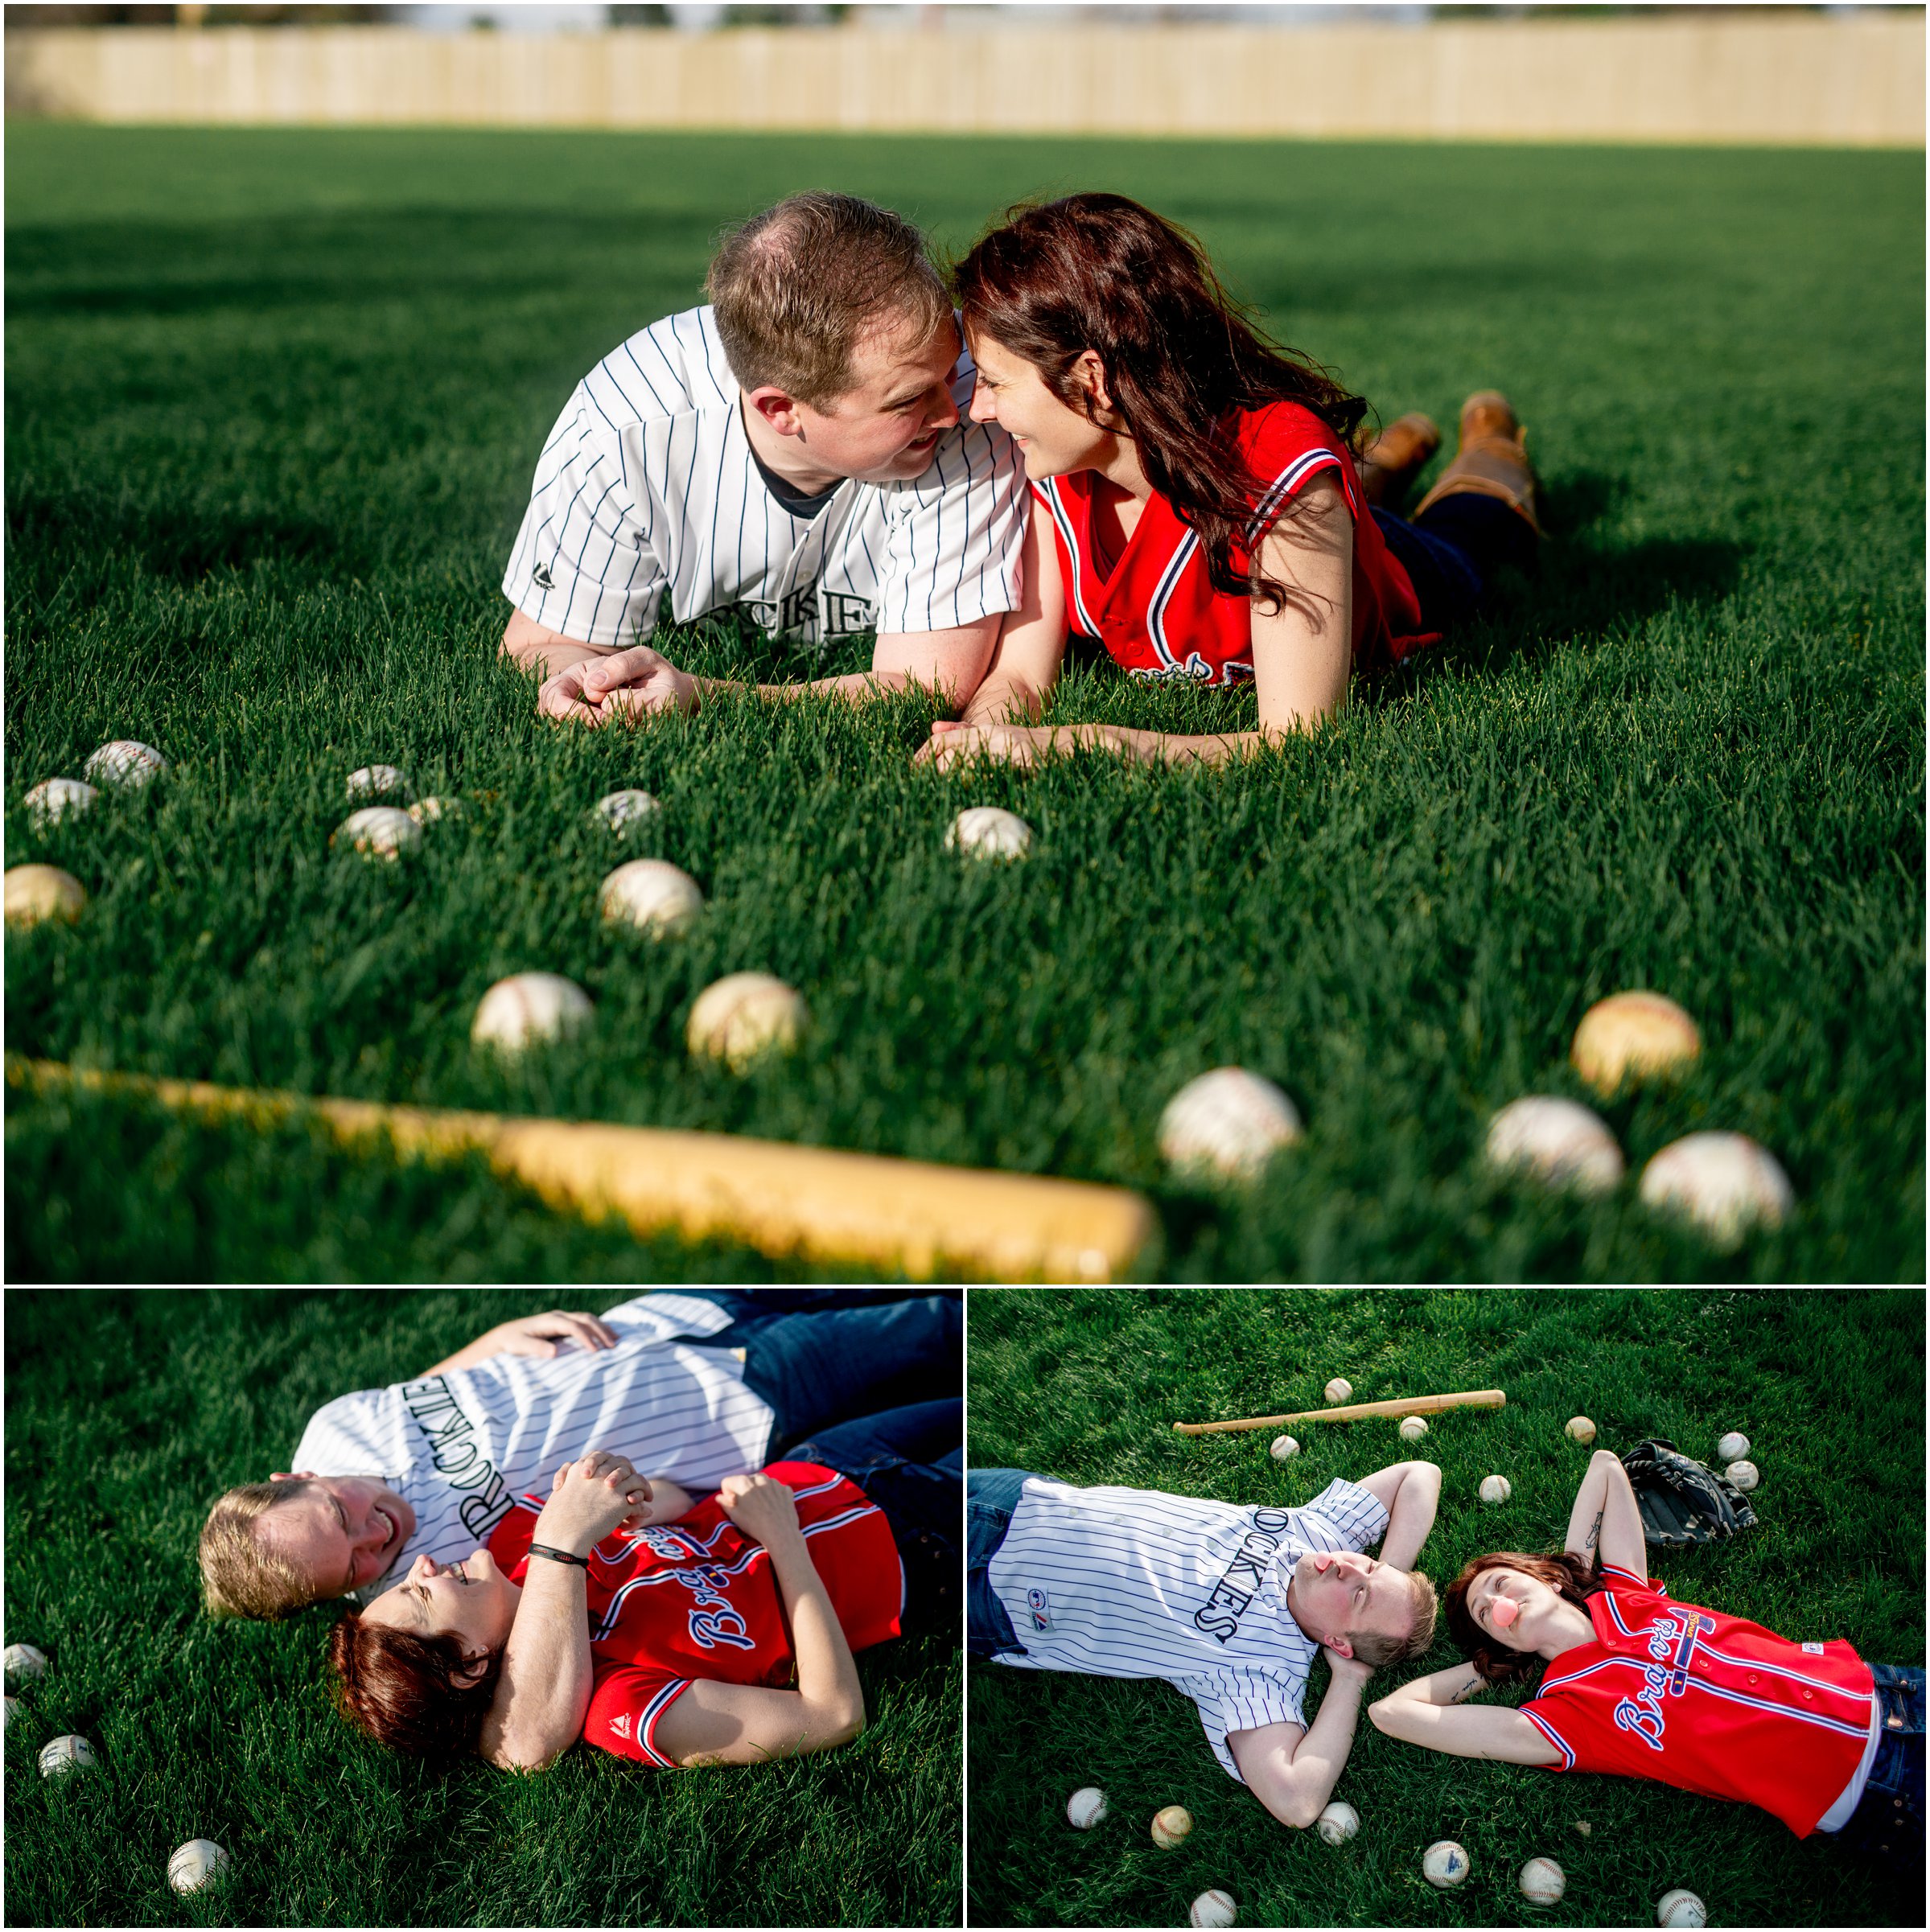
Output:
top-left (360, 1549), bottom-right (521, 1660)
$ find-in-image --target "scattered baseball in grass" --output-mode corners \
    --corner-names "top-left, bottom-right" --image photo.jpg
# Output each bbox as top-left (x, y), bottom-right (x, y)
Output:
top-left (471, 972), bottom-right (594, 1055)
top-left (408, 795), bottom-right (462, 825)
top-left (84, 739), bottom-right (166, 788)
top-left (24, 777), bottom-right (98, 827)
top-left (3, 1643), bottom-right (50, 1686)
top-left (945, 804), bottom-right (1032, 861)
top-left (2, 1696), bottom-right (16, 1732)
top-left (599, 859), bottom-right (704, 937)
top-left (687, 972), bottom-right (807, 1070)
top-left (1315, 1800), bottom-right (1359, 1845)
top-left (1520, 1856), bottom-right (1566, 1905)
top-left (38, 1733), bottom-right (97, 1778)
top-left (1269, 1435), bottom-right (1298, 1461)
top-left (167, 1840), bottom-right (232, 1895)
top-left (596, 788), bottom-right (661, 831)
top-left (1151, 1804), bottom-right (1193, 1849)
top-left (1065, 1785), bottom-right (1108, 1829)
top-left (4, 866), bottom-right (85, 930)
top-left (1422, 1840), bottom-right (1470, 1888)
top-left (1479, 1474), bottom-right (1512, 1505)
top-left (1485, 1095), bottom-right (1624, 1194)
top-left (1158, 1068), bottom-right (1301, 1182)
top-left (1398, 1416), bottom-right (1429, 1442)
top-left (345, 763), bottom-right (409, 800)
top-left (1571, 990), bottom-right (1701, 1094)
top-left (1640, 1132), bottom-right (1792, 1245)
top-left (1716, 1431), bottom-right (1750, 1462)
top-left (1726, 1459), bottom-right (1759, 1493)
top-left (333, 806), bottom-right (421, 861)
top-left (1656, 1889), bottom-right (1706, 1928)
top-left (1324, 1378), bottom-right (1352, 1405)
top-left (1566, 1416), bottom-right (1597, 1445)
top-left (1189, 1889), bottom-right (1237, 1928)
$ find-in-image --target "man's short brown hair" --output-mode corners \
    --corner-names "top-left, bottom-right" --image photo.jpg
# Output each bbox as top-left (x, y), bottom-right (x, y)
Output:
top-left (705, 191), bottom-right (952, 409)
top-left (198, 1480), bottom-right (316, 1620)
top-left (1350, 1568), bottom-right (1439, 1670)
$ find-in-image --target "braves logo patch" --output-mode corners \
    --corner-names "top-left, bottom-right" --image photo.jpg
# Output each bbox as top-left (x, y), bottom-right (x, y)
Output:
top-left (1026, 1586), bottom-right (1052, 1633)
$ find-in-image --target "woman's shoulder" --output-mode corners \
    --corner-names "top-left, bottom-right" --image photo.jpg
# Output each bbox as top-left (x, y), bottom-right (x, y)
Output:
top-left (1232, 398), bottom-right (1350, 466)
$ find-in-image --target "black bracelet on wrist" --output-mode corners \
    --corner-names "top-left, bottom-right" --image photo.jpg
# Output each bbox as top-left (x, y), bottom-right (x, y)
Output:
top-left (526, 1543), bottom-right (590, 1568)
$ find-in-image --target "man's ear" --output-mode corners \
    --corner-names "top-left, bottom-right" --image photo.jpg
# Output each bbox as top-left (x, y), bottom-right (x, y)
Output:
top-left (1325, 1634), bottom-right (1355, 1659)
top-left (744, 384), bottom-right (806, 438)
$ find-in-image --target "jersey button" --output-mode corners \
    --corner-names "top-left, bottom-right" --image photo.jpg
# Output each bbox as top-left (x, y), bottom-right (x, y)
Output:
top-left (1803, 1689), bottom-right (1813, 1700)
top-left (1748, 1674), bottom-right (1758, 1684)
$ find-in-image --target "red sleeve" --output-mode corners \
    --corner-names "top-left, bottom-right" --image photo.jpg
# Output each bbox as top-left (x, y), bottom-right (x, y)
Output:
top-left (583, 1661), bottom-right (693, 1770)
top-left (1237, 401), bottom-right (1360, 552)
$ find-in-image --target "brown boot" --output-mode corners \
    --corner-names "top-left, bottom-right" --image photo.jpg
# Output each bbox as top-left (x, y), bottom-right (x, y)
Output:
top-left (1354, 412), bottom-right (1440, 511)
top-left (1411, 390), bottom-right (1541, 536)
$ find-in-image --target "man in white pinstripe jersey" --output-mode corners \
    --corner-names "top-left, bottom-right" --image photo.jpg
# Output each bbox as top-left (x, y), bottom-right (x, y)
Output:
top-left (969, 1459), bottom-right (1442, 1831)
top-left (500, 192), bottom-right (1027, 725)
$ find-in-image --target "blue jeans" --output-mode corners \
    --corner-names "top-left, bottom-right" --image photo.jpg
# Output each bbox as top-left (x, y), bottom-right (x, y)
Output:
top-left (1373, 493), bottom-right (1537, 632)
top-left (671, 1293), bottom-right (962, 1453)
top-left (967, 1466), bottom-right (1037, 1660)
top-left (788, 1400), bottom-right (961, 1636)
top-left (1837, 1663), bottom-right (1924, 1878)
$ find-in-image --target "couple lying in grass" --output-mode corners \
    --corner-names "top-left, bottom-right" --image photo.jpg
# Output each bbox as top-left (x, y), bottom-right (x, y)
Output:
top-left (504, 189), bottom-right (1540, 767)
top-left (969, 1447), bottom-right (1920, 1881)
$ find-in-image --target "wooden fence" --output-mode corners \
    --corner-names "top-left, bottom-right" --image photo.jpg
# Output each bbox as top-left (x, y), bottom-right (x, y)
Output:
top-left (5, 13), bottom-right (1923, 147)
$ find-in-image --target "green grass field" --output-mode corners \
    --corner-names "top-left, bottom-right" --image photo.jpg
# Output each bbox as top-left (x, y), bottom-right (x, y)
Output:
top-left (966, 1287), bottom-right (1924, 1928)
top-left (4, 125), bottom-right (1923, 1282)
top-left (1, 1289), bottom-right (961, 1927)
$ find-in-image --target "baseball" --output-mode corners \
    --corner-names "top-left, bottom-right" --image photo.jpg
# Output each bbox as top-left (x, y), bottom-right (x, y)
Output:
top-left (1151, 1803), bottom-right (1194, 1849)
top-left (84, 739), bottom-right (166, 788)
top-left (598, 859), bottom-right (704, 937)
top-left (1479, 1474), bottom-right (1512, 1505)
top-left (1189, 1889), bottom-right (1237, 1929)
top-left (1566, 1416), bottom-right (1597, 1445)
top-left (471, 972), bottom-right (594, 1055)
top-left (596, 787), bottom-right (661, 831)
top-left (1323, 1377), bottom-right (1352, 1405)
top-left (945, 804), bottom-right (1032, 861)
top-left (1571, 990), bottom-right (1702, 1094)
top-left (1716, 1432), bottom-right (1750, 1462)
top-left (1726, 1459), bottom-right (1759, 1493)
top-left (2, 1696), bottom-right (16, 1733)
top-left (24, 777), bottom-right (98, 827)
top-left (1398, 1416), bottom-right (1428, 1442)
top-left (1065, 1785), bottom-right (1109, 1829)
top-left (1520, 1856), bottom-right (1566, 1905)
top-left (1157, 1067), bottom-right (1302, 1182)
top-left (408, 795), bottom-right (462, 825)
top-left (3, 1642), bottom-right (50, 1685)
top-left (1639, 1132), bottom-right (1792, 1246)
top-left (167, 1840), bottom-right (232, 1895)
top-left (1656, 1889), bottom-right (1706, 1928)
top-left (345, 763), bottom-right (409, 800)
top-left (1422, 1840), bottom-right (1470, 1888)
top-left (38, 1733), bottom-right (97, 1778)
top-left (1485, 1095), bottom-right (1624, 1194)
top-left (334, 807), bottom-right (421, 861)
top-left (1269, 1435), bottom-right (1298, 1461)
top-left (687, 972), bottom-right (808, 1070)
top-left (4, 866), bottom-right (86, 930)
top-left (1315, 1800), bottom-right (1359, 1845)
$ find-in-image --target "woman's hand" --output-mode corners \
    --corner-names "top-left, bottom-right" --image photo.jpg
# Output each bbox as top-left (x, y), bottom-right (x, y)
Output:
top-left (917, 720), bottom-right (1086, 771)
top-left (533, 1451), bottom-right (652, 1556)
top-left (716, 1472), bottom-right (803, 1548)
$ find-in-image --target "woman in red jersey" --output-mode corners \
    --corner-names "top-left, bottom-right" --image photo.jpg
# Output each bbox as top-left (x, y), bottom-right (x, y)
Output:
top-left (1368, 1447), bottom-right (1922, 1880)
top-left (328, 1401), bottom-right (958, 1773)
top-left (920, 192), bottom-right (1541, 772)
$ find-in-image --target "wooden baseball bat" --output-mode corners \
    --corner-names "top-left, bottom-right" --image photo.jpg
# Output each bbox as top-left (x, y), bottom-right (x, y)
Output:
top-left (1173, 1389), bottom-right (1506, 1435)
top-left (9, 1057), bottom-right (1154, 1284)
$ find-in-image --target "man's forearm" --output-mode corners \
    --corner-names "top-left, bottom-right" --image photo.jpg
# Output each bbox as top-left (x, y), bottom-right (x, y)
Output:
top-left (504, 636), bottom-right (607, 680)
top-left (958, 672), bottom-right (1045, 730)
top-left (1381, 1465), bottom-right (1442, 1572)
top-left (1282, 1669), bottom-right (1371, 1823)
top-left (482, 1560), bottom-right (592, 1770)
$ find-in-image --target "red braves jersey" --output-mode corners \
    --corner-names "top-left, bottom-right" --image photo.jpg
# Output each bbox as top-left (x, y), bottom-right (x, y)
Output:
top-left (487, 1461), bottom-right (903, 1769)
top-left (1031, 401), bottom-right (1435, 689)
top-left (1519, 1564), bottom-right (1875, 1837)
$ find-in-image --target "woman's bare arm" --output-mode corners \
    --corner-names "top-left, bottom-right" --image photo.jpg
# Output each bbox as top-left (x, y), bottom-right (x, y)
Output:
top-left (1368, 1664), bottom-right (1562, 1765)
top-left (1565, 1448), bottom-right (1648, 1582)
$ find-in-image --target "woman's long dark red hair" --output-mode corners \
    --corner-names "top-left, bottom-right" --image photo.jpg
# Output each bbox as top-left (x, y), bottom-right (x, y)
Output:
top-left (1445, 1550), bottom-right (1608, 1687)
top-left (951, 193), bottom-right (1369, 614)
top-left (327, 1609), bottom-right (502, 1760)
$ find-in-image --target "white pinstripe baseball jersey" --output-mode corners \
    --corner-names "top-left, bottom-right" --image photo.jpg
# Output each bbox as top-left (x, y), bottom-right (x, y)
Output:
top-left (289, 1293), bottom-right (775, 1605)
top-left (502, 305), bottom-right (1027, 653)
top-left (987, 1475), bottom-right (1390, 1779)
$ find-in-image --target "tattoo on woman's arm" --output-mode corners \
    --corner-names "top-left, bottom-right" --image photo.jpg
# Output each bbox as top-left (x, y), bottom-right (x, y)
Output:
top-left (1582, 1507), bottom-right (1604, 1556)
